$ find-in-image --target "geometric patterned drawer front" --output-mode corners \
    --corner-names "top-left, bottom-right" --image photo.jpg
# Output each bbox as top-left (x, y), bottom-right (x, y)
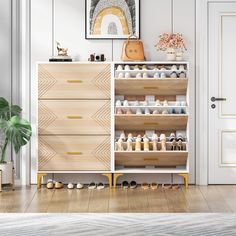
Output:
top-left (38, 64), bottom-right (111, 99)
top-left (38, 135), bottom-right (111, 171)
top-left (39, 100), bottom-right (110, 135)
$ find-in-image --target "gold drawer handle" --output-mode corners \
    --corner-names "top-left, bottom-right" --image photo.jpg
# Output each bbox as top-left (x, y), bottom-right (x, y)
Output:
top-left (144, 158), bottom-right (158, 161)
top-left (67, 80), bottom-right (82, 83)
top-left (144, 86), bottom-right (158, 90)
top-left (144, 123), bottom-right (159, 126)
top-left (66, 152), bottom-right (82, 155)
top-left (67, 116), bottom-right (83, 119)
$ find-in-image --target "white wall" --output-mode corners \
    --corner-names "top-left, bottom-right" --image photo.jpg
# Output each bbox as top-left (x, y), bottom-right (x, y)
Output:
top-left (30, 0), bottom-right (196, 184)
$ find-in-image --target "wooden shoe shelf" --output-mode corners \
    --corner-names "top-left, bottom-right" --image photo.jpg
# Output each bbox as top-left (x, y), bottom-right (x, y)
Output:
top-left (113, 62), bottom-right (190, 188)
top-left (36, 62), bottom-right (189, 189)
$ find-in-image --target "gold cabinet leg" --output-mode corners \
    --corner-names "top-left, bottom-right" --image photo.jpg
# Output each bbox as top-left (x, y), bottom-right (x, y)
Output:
top-left (113, 173), bottom-right (123, 188)
top-left (37, 173), bottom-right (47, 189)
top-left (178, 173), bottom-right (189, 189)
top-left (0, 170), bottom-right (2, 192)
top-left (102, 173), bottom-right (112, 188)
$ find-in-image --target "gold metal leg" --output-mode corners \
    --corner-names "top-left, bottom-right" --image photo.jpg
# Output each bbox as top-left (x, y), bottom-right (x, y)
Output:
top-left (102, 173), bottom-right (112, 188)
top-left (0, 170), bottom-right (2, 192)
top-left (37, 173), bottom-right (47, 189)
top-left (178, 173), bottom-right (189, 189)
top-left (113, 173), bottom-right (123, 188)
top-left (12, 168), bottom-right (15, 191)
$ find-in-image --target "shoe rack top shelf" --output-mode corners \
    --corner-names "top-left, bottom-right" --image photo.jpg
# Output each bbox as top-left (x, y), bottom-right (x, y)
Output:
top-left (115, 114), bottom-right (188, 130)
top-left (115, 78), bottom-right (188, 95)
top-left (114, 168), bottom-right (188, 174)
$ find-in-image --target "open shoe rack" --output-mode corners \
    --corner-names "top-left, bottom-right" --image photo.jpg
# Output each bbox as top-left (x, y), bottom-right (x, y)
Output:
top-left (36, 62), bottom-right (189, 189)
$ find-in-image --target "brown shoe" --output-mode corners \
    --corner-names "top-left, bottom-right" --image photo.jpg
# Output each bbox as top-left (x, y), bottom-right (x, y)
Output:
top-left (55, 182), bottom-right (64, 189)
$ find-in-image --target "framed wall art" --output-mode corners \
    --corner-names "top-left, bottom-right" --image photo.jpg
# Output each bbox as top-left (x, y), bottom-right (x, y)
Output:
top-left (85, 0), bottom-right (140, 39)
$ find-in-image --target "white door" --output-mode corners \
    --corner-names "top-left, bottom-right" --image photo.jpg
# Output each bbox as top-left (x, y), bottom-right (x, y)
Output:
top-left (209, 3), bottom-right (236, 184)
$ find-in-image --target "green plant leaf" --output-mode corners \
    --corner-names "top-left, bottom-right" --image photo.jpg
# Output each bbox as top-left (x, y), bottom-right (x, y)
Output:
top-left (5, 116), bottom-right (32, 154)
top-left (0, 97), bottom-right (22, 119)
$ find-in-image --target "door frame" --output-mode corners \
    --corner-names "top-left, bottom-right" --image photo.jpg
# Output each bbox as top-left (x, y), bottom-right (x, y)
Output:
top-left (196, 0), bottom-right (236, 185)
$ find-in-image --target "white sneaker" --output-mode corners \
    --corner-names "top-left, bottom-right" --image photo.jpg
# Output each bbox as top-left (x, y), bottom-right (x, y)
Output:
top-left (134, 100), bottom-right (140, 106)
top-left (163, 100), bottom-right (168, 106)
top-left (143, 72), bottom-right (148, 78)
top-left (116, 100), bottom-right (122, 106)
top-left (136, 108), bottom-right (142, 115)
top-left (145, 108), bottom-right (150, 114)
top-left (117, 65), bottom-right (123, 71)
top-left (160, 134), bottom-right (166, 141)
top-left (153, 109), bottom-right (160, 114)
top-left (160, 66), bottom-right (166, 71)
top-left (123, 100), bottom-right (129, 107)
top-left (170, 72), bottom-right (178, 78)
top-left (154, 73), bottom-right (160, 78)
top-left (67, 183), bottom-right (74, 189)
top-left (179, 65), bottom-right (185, 71)
top-left (125, 72), bottom-right (131, 79)
top-left (124, 65), bottom-right (130, 70)
top-left (160, 72), bottom-right (166, 78)
top-left (136, 73), bottom-right (142, 79)
top-left (155, 99), bottom-right (161, 106)
top-left (76, 183), bottom-right (84, 189)
top-left (152, 133), bottom-right (158, 141)
top-left (171, 65), bottom-right (177, 71)
top-left (118, 72), bottom-right (124, 78)
top-left (162, 110), bottom-right (169, 114)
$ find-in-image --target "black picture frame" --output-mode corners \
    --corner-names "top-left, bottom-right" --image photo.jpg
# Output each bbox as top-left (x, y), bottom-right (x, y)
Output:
top-left (85, 0), bottom-right (140, 40)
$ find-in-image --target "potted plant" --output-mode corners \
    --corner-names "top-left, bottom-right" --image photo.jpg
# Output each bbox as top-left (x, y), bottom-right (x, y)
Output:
top-left (155, 33), bottom-right (187, 61)
top-left (0, 97), bottom-right (32, 185)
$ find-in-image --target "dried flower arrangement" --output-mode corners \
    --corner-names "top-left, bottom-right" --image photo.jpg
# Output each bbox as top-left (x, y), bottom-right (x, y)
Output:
top-left (155, 33), bottom-right (187, 51)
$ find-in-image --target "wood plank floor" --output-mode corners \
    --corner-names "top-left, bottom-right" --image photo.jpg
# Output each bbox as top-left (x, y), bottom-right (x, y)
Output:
top-left (1, 185), bottom-right (236, 213)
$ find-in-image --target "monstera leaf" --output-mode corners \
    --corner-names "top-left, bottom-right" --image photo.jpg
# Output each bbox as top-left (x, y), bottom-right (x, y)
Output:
top-left (0, 97), bottom-right (22, 120)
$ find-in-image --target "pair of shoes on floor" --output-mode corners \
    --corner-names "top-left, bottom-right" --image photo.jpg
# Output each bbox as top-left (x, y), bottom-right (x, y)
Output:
top-left (88, 182), bottom-right (105, 190)
top-left (122, 181), bottom-right (137, 189)
top-left (67, 183), bottom-right (84, 189)
top-left (162, 184), bottom-right (180, 190)
top-left (47, 180), bottom-right (64, 189)
top-left (141, 183), bottom-right (158, 190)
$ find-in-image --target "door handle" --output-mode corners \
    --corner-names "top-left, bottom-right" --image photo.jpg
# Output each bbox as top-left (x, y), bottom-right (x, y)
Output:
top-left (211, 97), bottom-right (227, 102)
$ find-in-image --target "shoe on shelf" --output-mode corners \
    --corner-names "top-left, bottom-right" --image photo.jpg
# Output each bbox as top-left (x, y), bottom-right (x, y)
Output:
top-left (172, 108), bottom-right (177, 114)
top-left (153, 109), bottom-right (160, 114)
top-left (153, 65), bottom-right (159, 70)
top-left (88, 182), bottom-right (97, 190)
top-left (154, 72), bottom-right (160, 78)
top-left (150, 183), bottom-right (158, 190)
top-left (180, 108), bottom-right (186, 114)
top-left (163, 100), bottom-right (168, 106)
top-left (177, 140), bottom-right (184, 151)
top-left (126, 108), bottom-right (133, 115)
top-left (162, 110), bottom-right (169, 114)
top-left (116, 108), bottom-right (123, 114)
top-left (170, 72), bottom-right (178, 78)
top-left (177, 133), bottom-right (184, 142)
top-left (117, 65), bottom-right (123, 71)
top-left (55, 182), bottom-right (64, 189)
top-left (47, 179), bottom-right (54, 189)
top-left (143, 100), bottom-right (148, 106)
top-left (160, 72), bottom-right (166, 79)
top-left (171, 140), bottom-right (177, 151)
top-left (134, 100), bottom-right (140, 106)
top-left (179, 65), bottom-right (185, 71)
top-left (76, 183), bottom-right (84, 189)
top-left (123, 100), bottom-right (129, 107)
top-left (127, 133), bottom-right (134, 151)
top-left (130, 181), bottom-right (137, 189)
top-left (143, 72), bottom-right (148, 78)
top-left (133, 65), bottom-right (140, 71)
top-left (125, 72), bottom-right (131, 79)
top-left (120, 132), bottom-right (126, 141)
top-left (145, 108), bottom-right (150, 115)
top-left (160, 134), bottom-right (167, 151)
top-left (118, 72), bottom-right (124, 78)
top-left (136, 72), bottom-right (142, 79)
top-left (171, 65), bottom-right (178, 71)
top-left (97, 183), bottom-right (105, 190)
top-left (169, 133), bottom-right (176, 142)
top-left (142, 65), bottom-right (148, 70)
top-left (136, 108), bottom-right (142, 115)
top-left (116, 100), bottom-right (122, 106)
top-left (143, 135), bottom-right (150, 151)
top-left (175, 101), bottom-right (181, 106)
top-left (155, 99), bottom-right (161, 106)
top-left (179, 72), bottom-right (186, 78)
top-left (181, 101), bottom-right (187, 106)
top-left (152, 133), bottom-right (159, 151)
top-left (124, 65), bottom-right (130, 70)
top-left (160, 66), bottom-right (166, 71)
top-left (67, 183), bottom-right (74, 189)
top-left (135, 135), bottom-right (142, 151)
top-left (141, 183), bottom-right (149, 190)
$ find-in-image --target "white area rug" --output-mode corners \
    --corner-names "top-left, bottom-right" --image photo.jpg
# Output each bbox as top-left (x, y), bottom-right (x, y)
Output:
top-left (0, 214), bottom-right (235, 236)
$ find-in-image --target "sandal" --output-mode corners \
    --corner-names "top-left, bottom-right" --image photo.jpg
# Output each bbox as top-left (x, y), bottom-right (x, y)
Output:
top-left (122, 181), bottom-right (129, 189)
top-left (141, 183), bottom-right (149, 190)
top-left (55, 182), bottom-right (64, 189)
top-left (97, 183), bottom-right (105, 190)
top-left (150, 183), bottom-right (158, 190)
top-left (46, 179), bottom-right (54, 189)
top-left (130, 181), bottom-right (137, 189)
top-left (88, 182), bottom-right (97, 190)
